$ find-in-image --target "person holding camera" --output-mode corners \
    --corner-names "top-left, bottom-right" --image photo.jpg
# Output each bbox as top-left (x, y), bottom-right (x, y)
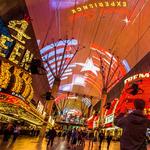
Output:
top-left (114, 99), bottom-right (150, 150)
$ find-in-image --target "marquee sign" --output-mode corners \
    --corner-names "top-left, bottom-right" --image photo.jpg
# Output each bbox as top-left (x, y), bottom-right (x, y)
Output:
top-left (0, 92), bottom-right (44, 125)
top-left (0, 61), bottom-right (33, 101)
top-left (0, 18), bottom-right (34, 71)
top-left (0, 0), bottom-right (40, 102)
top-left (105, 114), bottom-right (114, 124)
top-left (104, 98), bottom-right (119, 126)
top-left (124, 72), bottom-right (150, 84)
top-left (71, 0), bottom-right (128, 14)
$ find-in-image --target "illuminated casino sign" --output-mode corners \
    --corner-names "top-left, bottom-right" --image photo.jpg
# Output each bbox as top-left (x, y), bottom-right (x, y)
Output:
top-left (116, 72), bottom-right (150, 120)
top-left (0, 18), bottom-right (34, 101)
top-left (0, 92), bottom-right (44, 125)
top-left (0, 0), bottom-right (40, 102)
top-left (0, 18), bottom-right (34, 71)
top-left (0, 61), bottom-right (33, 101)
top-left (104, 99), bottom-right (119, 127)
top-left (71, 0), bottom-right (128, 14)
top-left (0, 17), bottom-right (35, 102)
top-left (105, 114), bottom-right (114, 124)
top-left (124, 72), bottom-right (150, 84)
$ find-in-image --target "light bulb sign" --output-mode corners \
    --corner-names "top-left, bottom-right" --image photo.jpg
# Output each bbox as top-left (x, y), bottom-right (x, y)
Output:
top-left (124, 72), bottom-right (150, 85)
top-left (71, 0), bottom-right (128, 14)
top-left (0, 61), bottom-right (34, 102)
top-left (0, 18), bottom-right (34, 71)
top-left (104, 114), bottom-right (114, 124)
top-left (0, 17), bottom-right (34, 101)
top-left (0, 0), bottom-right (39, 102)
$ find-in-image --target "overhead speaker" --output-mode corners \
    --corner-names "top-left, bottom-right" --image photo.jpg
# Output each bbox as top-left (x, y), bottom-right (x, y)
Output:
top-left (30, 58), bottom-right (46, 75)
top-left (46, 92), bottom-right (54, 100)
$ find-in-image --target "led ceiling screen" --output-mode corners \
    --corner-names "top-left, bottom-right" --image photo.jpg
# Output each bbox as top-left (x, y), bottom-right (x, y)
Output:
top-left (26, 0), bottom-right (150, 98)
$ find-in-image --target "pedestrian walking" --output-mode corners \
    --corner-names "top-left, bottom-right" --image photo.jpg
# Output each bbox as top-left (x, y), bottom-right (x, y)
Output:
top-left (106, 133), bottom-right (112, 150)
top-left (71, 128), bottom-right (78, 149)
top-left (98, 130), bottom-right (105, 149)
top-left (67, 129), bottom-right (72, 143)
top-left (12, 125), bottom-right (21, 142)
top-left (47, 127), bottom-right (56, 147)
top-left (3, 123), bottom-right (13, 142)
top-left (88, 130), bottom-right (94, 150)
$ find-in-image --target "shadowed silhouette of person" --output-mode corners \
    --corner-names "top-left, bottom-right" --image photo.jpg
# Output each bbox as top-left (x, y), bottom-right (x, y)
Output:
top-left (47, 127), bottom-right (56, 147)
top-left (114, 99), bottom-right (150, 150)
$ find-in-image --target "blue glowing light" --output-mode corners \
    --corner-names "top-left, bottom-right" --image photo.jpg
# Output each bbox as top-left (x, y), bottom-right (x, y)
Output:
top-left (50, 0), bottom-right (88, 9)
top-left (122, 59), bottom-right (131, 72)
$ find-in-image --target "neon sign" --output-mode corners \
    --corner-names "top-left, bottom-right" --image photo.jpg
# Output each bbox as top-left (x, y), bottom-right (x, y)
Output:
top-left (37, 101), bottom-right (44, 114)
top-left (0, 18), bottom-right (34, 71)
top-left (124, 73), bottom-right (150, 84)
top-left (105, 114), bottom-right (114, 124)
top-left (0, 61), bottom-right (33, 102)
top-left (71, 1), bottom-right (128, 14)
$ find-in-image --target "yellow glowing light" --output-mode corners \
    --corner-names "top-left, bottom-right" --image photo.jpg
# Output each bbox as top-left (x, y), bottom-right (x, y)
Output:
top-left (0, 18), bottom-right (35, 103)
top-left (0, 19), bottom-right (34, 71)
top-left (26, 86), bottom-right (34, 102)
top-left (20, 50), bottom-right (34, 70)
top-left (0, 35), bottom-right (13, 57)
top-left (105, 2), bottom-right (109, 7)
top-left (71, 1), bottom-right (128, 14)
top-left (110, 2), bottom-right (116, 7)
top-left (11, 68), bottom-right (23, 93)
top-left (8, 20), bottom-right (31, 44)
top-left (22, 73), bottom-right (32, 98)
top-left (123, 1), bottom-right (127, 7)
top-left (0, 61), bottom-right (34, 102)
top-left (0, 62), bottom-right (12, 89)
top-left (9, 42), bottom-right (25, 64)
top-left (99, 2), bottom-right (104, 7)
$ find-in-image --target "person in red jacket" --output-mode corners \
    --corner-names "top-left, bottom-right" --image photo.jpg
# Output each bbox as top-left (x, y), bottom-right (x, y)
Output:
top-left (114, 99), bottom-right (150, 150)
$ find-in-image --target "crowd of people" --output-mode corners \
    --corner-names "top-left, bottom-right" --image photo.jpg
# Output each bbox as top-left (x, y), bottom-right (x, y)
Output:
top-left (2, 123), bottom-right (21, 143)
top-left (46, 99), bottom-right (150, 150)
top-left (0, 99), bottom-right (150, 150)
top-left (0, 122), bottom-right (40, 145)
top-left (46, 126), bottom-right (114, 150)
top-left (46, 127), bottom-right (86, 149)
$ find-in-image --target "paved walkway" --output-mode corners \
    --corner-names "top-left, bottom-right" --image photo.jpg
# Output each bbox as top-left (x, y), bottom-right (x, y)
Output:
top-left (0, 136), bottom-right (150, 150)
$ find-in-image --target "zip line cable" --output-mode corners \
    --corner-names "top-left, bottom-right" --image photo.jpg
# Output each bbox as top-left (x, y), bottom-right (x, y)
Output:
top-left (136, 13), bottom-right (141, 62)
top-left (71, 0), bottom-right (77, 38)
top-left (110, 0), bottom-right (140, 53)
top-left (124, 26), bottom-right (150, 60)
top-left (40, 0), bottom-right (62, 49)
top-left (100, 12), bottom-right (115, 47)
top-left (88, 9), bottom-right (105, 56)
